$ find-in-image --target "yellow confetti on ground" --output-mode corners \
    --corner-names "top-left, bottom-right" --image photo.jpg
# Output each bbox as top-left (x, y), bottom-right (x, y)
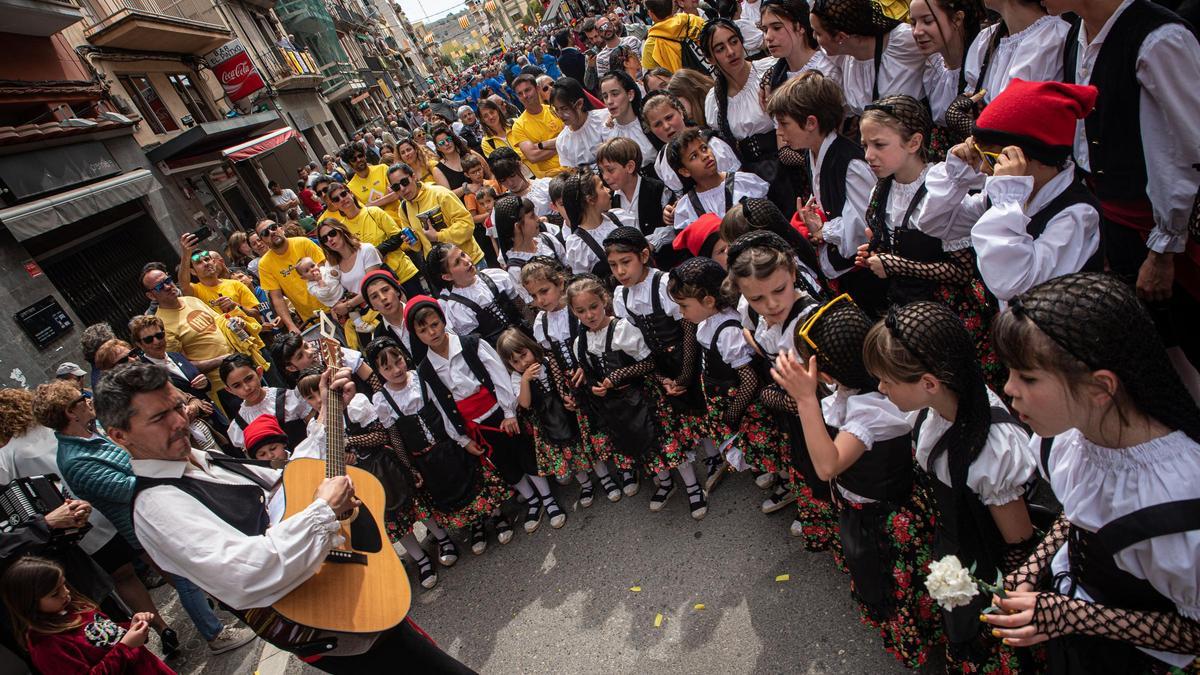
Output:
top-left (629, 586), bottom-right (641, 592)
top-left (694, 603), bottom-right (705, 610)
top-left (775, 574), bottom-right (790, 582)
top-left (654, 613), bottom-right (664, 627)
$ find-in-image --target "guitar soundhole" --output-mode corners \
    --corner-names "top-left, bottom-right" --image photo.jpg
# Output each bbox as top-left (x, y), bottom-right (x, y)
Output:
top-left (345, 502), bottom-right (383, 553)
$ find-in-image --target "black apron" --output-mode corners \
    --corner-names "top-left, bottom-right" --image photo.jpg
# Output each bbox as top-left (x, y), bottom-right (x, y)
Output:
top-left (575, 320), bottom-right (655, 463)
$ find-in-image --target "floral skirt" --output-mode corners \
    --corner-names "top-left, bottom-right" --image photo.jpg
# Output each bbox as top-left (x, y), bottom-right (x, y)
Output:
top-left (703, 381), bottom-right (790, 475)
top-left (655, 379), bottom-right (707, 452)
top-left (837, 496), bottom-right (942, 670)
top-left (529, 418), bottom-right (600, 478)
top-left (578, 410), bottom-right (619, 468)
top-left (787, 465), bottom-right (840, 554)
top-left (428, 462), bottom-right (512, 530)
top-left (384, 496), bottom-right (432, 545)
top-left (935, 279), bottom-right (1006, 393)
top-left (642, 383), bottom-right (692, 476)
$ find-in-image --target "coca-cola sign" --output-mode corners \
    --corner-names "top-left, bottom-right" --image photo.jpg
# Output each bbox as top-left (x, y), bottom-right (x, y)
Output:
top-left (206, 39), bottom-right (265, 102)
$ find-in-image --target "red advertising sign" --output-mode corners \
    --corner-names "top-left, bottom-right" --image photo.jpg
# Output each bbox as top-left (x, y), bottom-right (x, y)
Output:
top-left (206, 40), bottom-right (266, 103)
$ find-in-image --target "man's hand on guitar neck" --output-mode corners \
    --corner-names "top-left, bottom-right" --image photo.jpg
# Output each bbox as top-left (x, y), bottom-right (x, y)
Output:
top-left (316, 475), bottom-right (359, 514)
top-left (314, 367), bottom-right (356, 425)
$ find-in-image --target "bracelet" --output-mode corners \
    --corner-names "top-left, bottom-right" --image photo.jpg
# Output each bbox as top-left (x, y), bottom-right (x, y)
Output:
top-left (537, 141), bottom-right (544, 150)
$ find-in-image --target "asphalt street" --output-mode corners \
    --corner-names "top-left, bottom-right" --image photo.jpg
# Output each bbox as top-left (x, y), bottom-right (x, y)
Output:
top-left (149, 470), bottom-right (910, 674)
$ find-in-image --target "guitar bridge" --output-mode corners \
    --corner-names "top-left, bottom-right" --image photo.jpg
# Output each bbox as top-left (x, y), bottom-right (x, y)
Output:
top-left (325, 549), bottom-right (367, 565)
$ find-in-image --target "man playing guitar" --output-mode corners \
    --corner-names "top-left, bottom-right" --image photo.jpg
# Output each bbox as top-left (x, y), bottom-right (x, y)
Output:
top-left (95, 360), bottom-right (473, 673)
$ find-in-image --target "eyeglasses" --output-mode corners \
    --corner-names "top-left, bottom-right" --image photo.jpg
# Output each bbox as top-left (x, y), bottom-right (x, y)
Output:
top-left (139, 331), bottom-right (166, 344)
top-left (147, 276), bottom-right (174, 293)
top-left (795, 293), bottom-right (853, 358)
top-left (391, 177), bottom-right (411, 191)
top-left (970, 140), bottom-right (1001, 169)
top-left (71, 394), bottom-right (89, 408)
top-left (320, 230), bottom-right (341, 243)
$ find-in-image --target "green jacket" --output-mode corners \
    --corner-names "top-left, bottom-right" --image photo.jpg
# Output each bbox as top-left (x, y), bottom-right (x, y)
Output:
top-left (55, 430), bottom-right (139, 549)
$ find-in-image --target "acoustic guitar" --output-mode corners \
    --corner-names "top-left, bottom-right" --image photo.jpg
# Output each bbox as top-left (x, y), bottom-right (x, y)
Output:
top-left (271, 313), bottom-right (411, 634)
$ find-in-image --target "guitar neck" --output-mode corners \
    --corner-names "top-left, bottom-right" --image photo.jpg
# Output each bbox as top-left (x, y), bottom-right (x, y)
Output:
top-left (325, 387), bottom-right (346, 478)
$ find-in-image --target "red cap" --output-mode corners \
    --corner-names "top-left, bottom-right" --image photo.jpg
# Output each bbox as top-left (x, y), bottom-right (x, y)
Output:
top-left (244, 414), bottom-right (288, 455)
top-left (672, 213), bottom-right (722, 257)
top-left (360, 269), bottom-right (402, 310)
top-left (973, 79), bottom-right (1097, 164)
top-left (403, 294), bottom-right (444, 333)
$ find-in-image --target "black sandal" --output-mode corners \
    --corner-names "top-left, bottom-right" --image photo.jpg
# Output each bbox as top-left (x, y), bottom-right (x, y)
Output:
top-left (523, 495), bottom-right (543, 533)
top-left (436, 535), bottom-right (459, 567)
top-left (686, 482), bottom-right (708, 520)
top-left (600, 474), bottom-right (622, 502)
top-left (416, 555), bottom-right (438, 589)
top-left (470, 522), bottom-right (487, 555)
top-left (649, 478), bottom-right (674, 512)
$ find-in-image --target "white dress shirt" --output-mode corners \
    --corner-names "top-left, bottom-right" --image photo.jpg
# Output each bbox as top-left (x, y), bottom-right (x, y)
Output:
top-left (227, 387), bottom-right (312, 449)
top-left (373, 375), bottom-right (471, 447)
top-left (704, 58), bottom-right (778, 141)
top-left (423, 334), bottom-right (517, 419)
top-left (439, 268), bottom-right (523, 336)
top-left (563, 208), bottom-right (637, 274)
top-left (1067, 0), bottom-right (1200, 254)
top-left (837, 24), bottom-right (927, 115)
top-left (809, 132), bottom-right (876, 278)
top-left (555, 109), bottom-right (616, 169)
top-left (672, 172), bottom-right (770, 232)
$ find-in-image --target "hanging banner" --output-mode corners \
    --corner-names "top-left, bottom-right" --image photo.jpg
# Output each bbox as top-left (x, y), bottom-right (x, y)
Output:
top-left (206, 40), bottom-right (266, 103)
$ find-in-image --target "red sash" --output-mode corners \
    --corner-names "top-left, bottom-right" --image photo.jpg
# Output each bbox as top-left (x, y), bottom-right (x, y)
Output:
top-left (455, 388), bottom-right (504, 455)
top-left (1099, 196), bottom-right (1200, 300)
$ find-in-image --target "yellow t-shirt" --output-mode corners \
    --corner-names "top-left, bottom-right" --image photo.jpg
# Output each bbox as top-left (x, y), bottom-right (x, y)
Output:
top-left (258, 237), bottom-right (328, 321)
top-left (398, 184), bottom-right (484, 265)
top-left (189, 278), bottom-right (259, 318)
top-left (347, 164), bottom-right (401, 221)
top-left (340, 206), bottom-right (426, 283)
top-left (156, 296), bottom-right (238, 386)
top-left (510, 106), bottom-right (564, 178)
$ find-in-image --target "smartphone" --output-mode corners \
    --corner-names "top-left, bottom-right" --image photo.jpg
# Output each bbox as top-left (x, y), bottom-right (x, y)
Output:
top-left (190, 225), bottom-right (212, 241)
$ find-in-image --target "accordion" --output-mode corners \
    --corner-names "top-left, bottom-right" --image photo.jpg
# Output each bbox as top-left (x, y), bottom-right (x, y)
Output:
top-left (0, 475), bottom-right (91, 543)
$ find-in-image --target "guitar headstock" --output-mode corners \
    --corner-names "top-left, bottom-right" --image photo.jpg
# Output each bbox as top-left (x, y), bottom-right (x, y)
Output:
top-left (317, 312), bottom-right (344, 370)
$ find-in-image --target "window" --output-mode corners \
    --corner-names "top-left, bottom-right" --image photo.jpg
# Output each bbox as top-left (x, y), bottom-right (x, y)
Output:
top-left (117, 75), bottom-right (179, 134)
top-left (167, 73), bottom-right (215, 124)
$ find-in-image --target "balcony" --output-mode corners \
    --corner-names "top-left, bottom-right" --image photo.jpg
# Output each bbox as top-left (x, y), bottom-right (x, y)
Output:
top-left (82, 0), bottom-right (231, 54)
top-left (261, 45), bottom-right (323, 91)
top-left (319, 61), bottom-right (366, 102)
top-left (0, 0), bottom-right (84, 36)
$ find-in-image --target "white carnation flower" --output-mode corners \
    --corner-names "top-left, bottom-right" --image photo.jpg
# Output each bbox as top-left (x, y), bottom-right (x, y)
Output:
top-left (925, 555), bottom-right (980, 610)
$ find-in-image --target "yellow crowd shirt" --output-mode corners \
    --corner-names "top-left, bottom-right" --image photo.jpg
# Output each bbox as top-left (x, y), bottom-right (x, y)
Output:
top-left (189, 278), bottom-right (260, 318)
top-left (510, 106), bottom-right (564, 178)
top-left (340, 206), bottom-right (426, 283)
top-left (156, 296), bottom-right (239, 387)
top-left (398, 184), bottom-right (484, 264)
top-left (347, 164), bottom-right (401, 221)
top-left (257, 236), bottom-right (328, 320)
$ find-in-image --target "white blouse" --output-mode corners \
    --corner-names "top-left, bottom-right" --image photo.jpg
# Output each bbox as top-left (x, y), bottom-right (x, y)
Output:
top-left (438, 268), bottom-right (523, 336)
top-left (575, 317), bottom-right (652, 361)
top-left (838, 23), bottom-right (927, 115)
top-left (923, 52), bottom-right (961, 125)
top-left (555, 109), bottom-right (615, 168)
top-left (962, 15), bottom-right (1068, 104)
top-left (372, 374), bottom-right (471, 447)
top-left (822, 387), bottom-right (914, 503)
top-left (915, 388), bottom-right (1035, 505)
top-left (611, 117), bottom-right (657, 166)
top-left (697, 308), bottom-right (754, 369)
top-left (227, 387), bottom-right (311, 449)
top-left (533, 305), bottom-right (576, 350)
top-left (740, 293), bottom-right (817, 358)
top-left (1044, 428), bottom-right (1200, 667)
top-left (704, 58), bottom-right (778, 141)
top-left (504, 227), bottom-right (567, 288)
top-left (672, 171), bottom-right (771, 232)
top-left (789, 49), bottom-right (842, 81)
top-left (563, 208), bottom-right (637, 274)
top-left (613, 269), bottom-right (681, 321)
top-left (656, 135), bottom-right (742, 194)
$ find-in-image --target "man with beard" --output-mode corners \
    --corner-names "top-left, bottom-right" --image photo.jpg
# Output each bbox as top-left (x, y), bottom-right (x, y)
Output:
top-left (342, 145), bottom-right (401, 220)
top-left (176, 232), bottom-right (262, 321)
top-left (595, 15), bottom-right (643, 75)
top-left (254, 218), bottom-right (327, 333)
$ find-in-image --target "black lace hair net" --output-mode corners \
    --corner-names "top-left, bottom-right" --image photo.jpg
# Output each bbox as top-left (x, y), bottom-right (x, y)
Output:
top-left (726, 230), bottom-right (793, 268)
top-left (741, 198), bottom-right (822, 281)
top-left (885, 301), bottom-right (991, 486)
top-left (811, 0), bottom-right (898, 37)
top-left (671, 256), bottom-right (727, 296)
top-left (603, 226), bottom-right (650, 251)
top-left (1008, 272), bottom-right (1200, 443)
top-left (799, 296), bottom-right (877, 391)
top-left (363, 336), bottom-right (403, 371)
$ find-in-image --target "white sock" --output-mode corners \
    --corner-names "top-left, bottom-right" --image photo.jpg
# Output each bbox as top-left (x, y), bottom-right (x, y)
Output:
top-left (529, 474), bottom-right (555, 503)
top-left (655, 469), bottom-right (672, 485)
top-left (576, 471), bottom-right (592, 486)
top-left (424, 519), bottom-right (449, 541)
top-left (513, 476), bottom-right (535, 501)
top-left (699, 438), bottom-right (718, 458)
top-left (677, 461), bottom-right (698, 488)
top-left (593, 461), bottom-right (610, 478)
top-left (399, 533), bottom-right (428, 564)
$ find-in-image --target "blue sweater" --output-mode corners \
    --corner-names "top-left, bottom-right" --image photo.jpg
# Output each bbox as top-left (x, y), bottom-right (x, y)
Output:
top-left (55, 431), bottom-right (139, 549)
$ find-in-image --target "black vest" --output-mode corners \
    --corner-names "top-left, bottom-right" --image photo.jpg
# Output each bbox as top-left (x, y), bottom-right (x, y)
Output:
top-left (701, 318), bottom-right (744, 392)
top-left (442, 273), bottom-right (526, 346)
top-left (234, 389), bottom-right (309, 452)
top-left (818, 135), bottom-right (867, 272)
top-left (417, 335), bottom-right (495, 438)
top-left (528, 367), bottom-right (581, 445)
top-left (371, 319), bottom-right (425, 367)
top-left (613, 177), bottom-right (668, 239)
top-left (540, 310), bottom-right (580, 373)
top-left (835, 431), bottom-right (914, 504)
top-left (1063, 1), bottom-right (1188, 202)
top-left (133, 456), bottom-right (273, 538)
top-left (620, 271), bottom-right (682, 372)
top-left (1027, 176), bottom-right (1104, 273)
top-left (869, 180), bottom-right (947, 306)
top-left (575, 319), bottom-right (655, 461)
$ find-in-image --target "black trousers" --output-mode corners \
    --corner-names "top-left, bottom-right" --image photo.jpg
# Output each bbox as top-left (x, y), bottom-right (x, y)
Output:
top-left (309, 618), bottom-right (475, 674)
top-left (477, 409), bottom-right (537, 485)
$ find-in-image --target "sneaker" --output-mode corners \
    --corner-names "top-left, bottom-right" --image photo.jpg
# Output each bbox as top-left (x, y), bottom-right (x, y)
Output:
top-left (546, 500), bottom-right (566, 528)
top-left (599, 475), bottom-right (622, 502)
top-left (523, 496), bottom-right (544, 533)
top-left (761, 484), bottom-right (797, 514)
top-left (416, 556), bottom-right (438, 590)
top-left (754, 471), bottom-right (776, 489)
top-left (579, 481), bottom-right (595, 508)
top-left (620, 470), bottom-right (639, 497)
top-left (470, 522), bottom-right (487, 555)
top-left (685, 483), bottom-right (708, 520)
top-left (436, 536), bottom-right (459, 567)
top-left (207, 625), bottom-right (256, 655)
top-left (649, 479), bottom-right (675, 512)
top-left (159, 627), bottom-right (180, 658)
top-left (789, 518), bottom-right (805, 537)
top-left (495, 515), bottom-right (514, 544)
top-left (704, 456), bottom-right (728, 492)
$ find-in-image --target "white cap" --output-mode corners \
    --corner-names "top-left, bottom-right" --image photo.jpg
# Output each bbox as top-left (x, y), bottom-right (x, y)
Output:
top-left (56, 362), bottom-right (86, 377)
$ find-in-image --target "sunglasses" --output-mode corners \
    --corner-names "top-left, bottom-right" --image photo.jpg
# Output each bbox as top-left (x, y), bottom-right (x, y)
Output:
top-left (330, 191), bottom-right (349, 202)
top-left (147, 276), bottom-right (175, 293)
top-left (796, 293), bottom-right (853, 358)
top-left (316, 187), bottom-right (329, 196)
top-left (971, 140), bottom-right (1002, 169)
top-left (320, 230), bottom-right (340, 243)
top-left (391, 177), bottom-right (411, 191)
top-left (190, 251), bottom-right (213, 262)
top-left (117, 350), bottom-right (141, 365)
top-left (139, 331), bottom-right (166, 344)
top-left (436, 137), bottom-right (451, 147)
top-left (257, 222), bottom-right (281, 237)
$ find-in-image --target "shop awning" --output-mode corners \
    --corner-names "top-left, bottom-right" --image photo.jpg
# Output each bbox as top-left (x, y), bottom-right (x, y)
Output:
top-left (222, 127), bottom-right (300, 162)
top-left (145, 111), bottom-right (282, 166)
top-left (0, 169), bottom-right (158, 242)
